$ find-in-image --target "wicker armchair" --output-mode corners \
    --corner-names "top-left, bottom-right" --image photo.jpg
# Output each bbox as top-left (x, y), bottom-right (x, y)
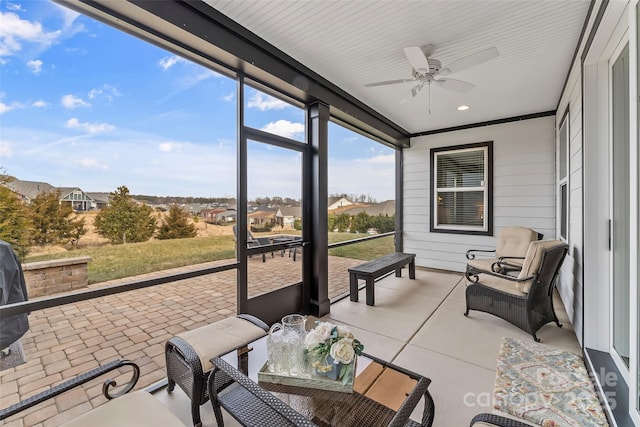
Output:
top-left (464, 240), bottom-right (568, 342)
top-left (466, 226), bottom-right (542, 276)
top-left (0, 360), bottom-right (186, 427)
top-left (470, 413), bottom-right (534, 427)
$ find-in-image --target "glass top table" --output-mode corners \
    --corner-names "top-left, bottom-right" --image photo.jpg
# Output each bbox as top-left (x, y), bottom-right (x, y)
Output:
top-left (216, 335), bottom-right (435, 427)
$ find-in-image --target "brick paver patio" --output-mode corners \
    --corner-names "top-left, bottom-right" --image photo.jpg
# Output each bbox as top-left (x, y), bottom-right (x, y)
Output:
top-left (0, 255), bottom-right (363, 427)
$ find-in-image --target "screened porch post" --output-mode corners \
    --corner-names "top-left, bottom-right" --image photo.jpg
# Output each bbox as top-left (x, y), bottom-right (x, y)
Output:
top-left (307, 101), bottom-right (330, 317)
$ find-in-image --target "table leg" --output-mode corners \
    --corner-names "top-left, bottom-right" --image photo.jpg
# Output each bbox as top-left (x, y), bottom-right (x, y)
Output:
top-left (409, 259), bottom-right (416, 279)
top-left (366, 278), bottom-right (374, 306)
top-left (349, 273), bottom-right (358, 302)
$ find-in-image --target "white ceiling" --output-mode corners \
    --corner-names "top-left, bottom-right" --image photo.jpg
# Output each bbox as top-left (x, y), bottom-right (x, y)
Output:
top-left (204, 0), bottom-right (591, 135)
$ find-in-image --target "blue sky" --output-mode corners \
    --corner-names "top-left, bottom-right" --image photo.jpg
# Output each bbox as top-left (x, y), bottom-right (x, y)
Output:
top-left (0, 0), bottom-right (395, 201)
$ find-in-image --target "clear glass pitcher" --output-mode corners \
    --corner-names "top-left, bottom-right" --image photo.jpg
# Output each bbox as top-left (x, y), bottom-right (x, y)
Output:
top-left (267, 314), bottom-right (307, 376)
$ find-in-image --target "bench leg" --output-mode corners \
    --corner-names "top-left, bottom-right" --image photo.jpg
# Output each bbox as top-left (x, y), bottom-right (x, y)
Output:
top-left (409, 259), bottom-right (416, 279)
top-left (366, 278), bottom-right (375, 306)
top-left (349, 273), bottom-right (359, 302)
top-left (395, 267), bottom-right (402, 277)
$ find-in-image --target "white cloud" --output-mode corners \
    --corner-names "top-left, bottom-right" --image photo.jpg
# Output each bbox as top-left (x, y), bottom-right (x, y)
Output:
top-left (0, 11), bottom-right (61, 57)
top-left (7, 3), bottom-right (26, 12)
top-left (27, 59), bottom-right (42, 74)
top-left (247, 92), bottom-right (289, 111)
top-left (65, 118), bottom-right (114, 134)
top-left (159, 55), bottom-right (185, 71)
top-left (0, 101), bottom-right (22, 114)
top-left (76, 158), bottom-right (108, 170)
top-left (222, 92), bottom-right (234, 102)
top-left (0, 140), bottom-right (12, 157)
top-left (260, 120), bottom-right (304, 139)
top-left (61, 94), bottom-right (90, 109)
top-left (159, 142), bottom-right (182, 153)
top-left (88, 84), bottom-right (121, 101)
top-left (32, 100), bottom-right (49, 108)
top-left (0, 102), bottom-right (13, 114)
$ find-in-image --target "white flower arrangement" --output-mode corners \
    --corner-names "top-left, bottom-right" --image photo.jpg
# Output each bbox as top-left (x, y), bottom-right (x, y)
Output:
top-left (305, 321), bottom-right (364, 384)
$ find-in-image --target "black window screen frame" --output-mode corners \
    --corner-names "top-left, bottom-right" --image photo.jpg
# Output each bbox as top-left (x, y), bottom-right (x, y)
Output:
top-left (430, 141), bottom-right (493, 236)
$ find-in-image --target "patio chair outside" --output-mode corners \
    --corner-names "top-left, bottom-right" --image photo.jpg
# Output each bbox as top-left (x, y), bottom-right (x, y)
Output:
top-left (466, 226), bottom-right (542, 276)
top-left (464, 240), bottom-right (568, 342)
top-left (232, 225), bottom-right (273, 262)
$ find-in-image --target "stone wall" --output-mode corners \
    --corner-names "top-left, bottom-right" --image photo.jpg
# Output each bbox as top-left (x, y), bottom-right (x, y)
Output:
top-left (22, 257), bottom-right (91, 298)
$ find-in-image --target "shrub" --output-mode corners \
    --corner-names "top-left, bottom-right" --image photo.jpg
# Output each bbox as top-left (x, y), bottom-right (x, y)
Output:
top-left (94, 186), bottom-right (157, 244)
top-left (157, 204), bottom-right (197, 240)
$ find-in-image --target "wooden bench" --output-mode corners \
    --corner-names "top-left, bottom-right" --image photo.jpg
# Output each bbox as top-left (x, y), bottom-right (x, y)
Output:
top-left (349, 252), bottom-right (416, 306)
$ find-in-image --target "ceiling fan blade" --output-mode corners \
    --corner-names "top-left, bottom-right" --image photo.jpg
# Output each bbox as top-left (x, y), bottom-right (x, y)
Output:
top-left (400, 84), bottom-right (424, 104)
top-left (440, 47), bottom-right (499, 75)
top-left (403, 46), bottom-right (430, 72)
top-left (435, 78), bottom-right (475, 93)
top-left (364, 78), bottom-right (417, 87)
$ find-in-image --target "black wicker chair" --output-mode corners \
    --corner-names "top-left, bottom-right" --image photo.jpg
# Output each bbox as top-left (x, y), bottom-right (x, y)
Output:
top-left (466, 226), bottom-right (542, 276)
top-left (464, 240), bottom-right (568, 342)
top-left (0, 360), bottom-right (186, 426)
top-left (470, 413), bottom-right (533, 427)
top-left (165, 314), bottom-right (269, 427)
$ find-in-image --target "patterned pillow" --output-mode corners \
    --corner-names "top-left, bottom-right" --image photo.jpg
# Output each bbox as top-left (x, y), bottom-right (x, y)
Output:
top-left (493, 338), bottom-right (608, 427)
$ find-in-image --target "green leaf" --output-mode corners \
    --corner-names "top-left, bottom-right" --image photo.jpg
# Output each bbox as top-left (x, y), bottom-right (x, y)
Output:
top-left (340, 363), bottom-right (351, 385)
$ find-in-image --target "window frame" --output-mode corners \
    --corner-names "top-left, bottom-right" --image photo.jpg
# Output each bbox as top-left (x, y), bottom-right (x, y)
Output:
top-left (429, 141), bottom-right (493, 236)
top-left (558, 108), bottom-right (570, 242)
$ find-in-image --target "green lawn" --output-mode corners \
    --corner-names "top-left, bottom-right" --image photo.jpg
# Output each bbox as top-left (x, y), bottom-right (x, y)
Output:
top-left (25, 232), bottom-right (393, 285)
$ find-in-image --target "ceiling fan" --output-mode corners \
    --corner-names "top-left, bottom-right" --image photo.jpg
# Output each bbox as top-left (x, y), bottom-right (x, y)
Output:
top-left (365, 44), bottom-right (499, 105)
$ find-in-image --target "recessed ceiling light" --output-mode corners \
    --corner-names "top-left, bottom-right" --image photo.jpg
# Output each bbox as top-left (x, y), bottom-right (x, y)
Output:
top-left (457, 105), bottom-right (470, 111)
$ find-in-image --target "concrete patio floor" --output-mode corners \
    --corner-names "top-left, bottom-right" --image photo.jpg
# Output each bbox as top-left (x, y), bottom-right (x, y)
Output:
top-left (0, 255), bottom-right (580, 427)
top-left (155, 267), bottom-right (580, 427)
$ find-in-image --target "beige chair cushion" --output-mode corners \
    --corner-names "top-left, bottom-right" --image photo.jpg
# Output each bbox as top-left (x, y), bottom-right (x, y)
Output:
top-left (177, 317), bottom-right (267, 372)
top-left (466, 272), bottom-right (527, 297)
top-left (61, 390), bottom-right (185, 427)
top-left (495, 226), bottom-right (538, 258)
top-left (516, 240), bottom-right (563, 293)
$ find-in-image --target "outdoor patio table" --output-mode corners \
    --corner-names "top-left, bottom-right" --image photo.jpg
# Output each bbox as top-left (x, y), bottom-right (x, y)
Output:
top-left (216, 335), bottom-right (435, 427)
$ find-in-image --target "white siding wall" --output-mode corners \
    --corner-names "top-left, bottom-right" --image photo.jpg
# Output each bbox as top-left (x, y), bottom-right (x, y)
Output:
top-left (404, 116), bottom-right (556, 272)
top-left (556, 65), bottom-right (584, 343)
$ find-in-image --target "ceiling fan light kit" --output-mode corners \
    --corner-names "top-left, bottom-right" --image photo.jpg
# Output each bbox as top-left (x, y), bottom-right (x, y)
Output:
top-left (365, 44), bottom-right (499, 105)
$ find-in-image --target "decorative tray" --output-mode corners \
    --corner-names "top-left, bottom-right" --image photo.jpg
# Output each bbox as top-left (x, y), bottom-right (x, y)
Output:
top-left (257, 361), bottom-right (354, 393)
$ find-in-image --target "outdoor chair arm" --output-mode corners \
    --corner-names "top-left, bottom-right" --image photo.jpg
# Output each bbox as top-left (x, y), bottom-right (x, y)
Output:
top-left (466, 249), bottom-right (496, 260)
top-left (470, 413), bottom-right (532, 427)
top-left (466, 266), bottom-right (534, 284)
top-left (0, 359), bottom-right (140, 420)
top-left (209, 356), bottom-right (317, 427)
top-left (492, 256), bottom-right (526, 273)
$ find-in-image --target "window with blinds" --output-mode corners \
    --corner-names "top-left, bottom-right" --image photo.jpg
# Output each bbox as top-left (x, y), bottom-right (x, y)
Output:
top-left (558, 111), bottom-right (569, 241)
top-left (430, 142), bottom-right (493, 235)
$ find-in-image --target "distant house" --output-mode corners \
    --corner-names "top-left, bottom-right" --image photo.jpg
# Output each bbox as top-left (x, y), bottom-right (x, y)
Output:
top-left (85, 193), bottom-right (110, 210)
top-left (327, 197), bottom-right (352, 211)
top-left (201, 207), bottom-right (227, 222)
top-left (276, 206), bottom-right (302, 228)
top-left (248, 208), bottom-right (277, 227)
top-left (5, 179), bottom-right (95, 211)
top-left (217, 209), bottom-right (237, 222)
